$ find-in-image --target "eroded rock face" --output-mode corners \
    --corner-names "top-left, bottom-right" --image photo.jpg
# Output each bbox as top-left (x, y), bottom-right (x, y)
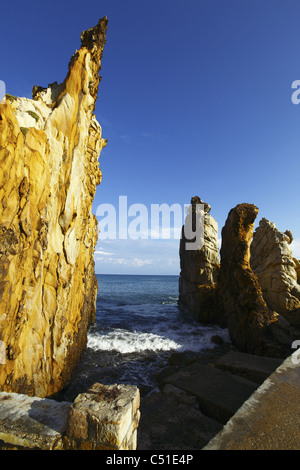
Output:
top-left (251, 218), bottom-right (300, 325)
top-left (218, 204), bottom-right (286, 357)
top-left (178, 197), bottom-right (222, 324)
top-left (0, 18), bottom-right (108, 397)
top-left (294, 258), bottom-right (300, 285)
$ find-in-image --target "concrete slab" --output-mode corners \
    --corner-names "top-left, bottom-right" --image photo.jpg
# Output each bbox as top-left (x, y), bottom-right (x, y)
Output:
top-left (215, 350), bottom-right (282, 384)
top-left (162, 362), bottom-right (258, 424)
top-left (0, 392), bottom-right (71, 449)
top-left (204, 355), bottom-right (300, 450)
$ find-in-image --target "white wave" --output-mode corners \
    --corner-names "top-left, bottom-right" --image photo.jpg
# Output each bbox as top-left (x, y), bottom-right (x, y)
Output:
top-left (162, 296), bottom-right (179, 304)
top-left (87, 328), bottom-right (181, 354)
top-left (87, 324), bottom-right (230, 355)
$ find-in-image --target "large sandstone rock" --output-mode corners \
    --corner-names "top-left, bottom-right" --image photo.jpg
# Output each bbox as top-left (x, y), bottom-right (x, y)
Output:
top-left (178, 197), bottom-right (222, 324)
top-left (218, 203), bottom-right (289, 357)
top-left (251, 218), bottom-right (300, 325)
top-left (0, 18), bottom-right (108, 397)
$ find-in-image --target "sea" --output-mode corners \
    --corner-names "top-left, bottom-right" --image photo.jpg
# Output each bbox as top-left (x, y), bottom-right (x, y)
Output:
top-left (63, 274), bottom-right (229, 401)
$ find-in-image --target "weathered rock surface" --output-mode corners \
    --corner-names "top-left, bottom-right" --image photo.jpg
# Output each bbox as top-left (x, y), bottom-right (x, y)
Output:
top-left (218, 204), bottom-right (290, 357)
top-left (0, 391), bottom-right (70, 449)
top-left (294, 258), bottom-right (300, 284)
top-left (65, 382), bottom-right (140, 450)
top-left (251, 218), bottom-right (300, 326)
top-left (0, 18), bottom-right (108, 397)
top-left (178, 197), bottom-right (222, 324)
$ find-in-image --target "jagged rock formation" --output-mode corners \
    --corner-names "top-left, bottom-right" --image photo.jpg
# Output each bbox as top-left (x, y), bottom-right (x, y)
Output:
top-left (217, 204), bottom-right (286, 356)
top-left (251, 218), bottom-right (300, 326)
top-left (0, 18), bottom-right (108, 397)
top-left (179, 199), bottom-right (296, 357)
top-left (178, 197), bottom-right (222, 324)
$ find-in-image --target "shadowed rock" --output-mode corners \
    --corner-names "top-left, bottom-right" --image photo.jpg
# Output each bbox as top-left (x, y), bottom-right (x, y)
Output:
top-left (218, 203), bottom-right (291, 357)
top-left (178, 197), bottom-right (222, 325)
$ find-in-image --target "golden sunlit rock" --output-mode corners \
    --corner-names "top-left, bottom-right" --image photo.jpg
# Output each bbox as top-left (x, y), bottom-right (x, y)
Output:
top-left (0, 18), bottom-right (108, 397)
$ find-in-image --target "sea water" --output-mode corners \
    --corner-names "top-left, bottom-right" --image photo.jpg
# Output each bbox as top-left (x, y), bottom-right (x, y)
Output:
top-left (63, 274), bottom-right (229, 400)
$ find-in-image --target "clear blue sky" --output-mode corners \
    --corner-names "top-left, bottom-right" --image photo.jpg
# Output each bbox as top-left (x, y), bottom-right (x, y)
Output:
top-left (2, 0), bottom-right (300, 274)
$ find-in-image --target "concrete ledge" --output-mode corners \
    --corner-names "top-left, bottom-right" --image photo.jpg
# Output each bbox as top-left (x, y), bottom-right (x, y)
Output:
top-left (204, 355), bottom-right (300, 450)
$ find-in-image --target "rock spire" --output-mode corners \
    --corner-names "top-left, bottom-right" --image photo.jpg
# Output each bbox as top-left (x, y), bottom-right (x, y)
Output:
top-left (0, 18), bottom-right (108, 397)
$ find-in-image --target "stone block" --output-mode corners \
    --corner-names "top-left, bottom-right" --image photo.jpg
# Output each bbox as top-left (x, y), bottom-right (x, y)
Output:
top-left (66, 383), bottom-right (140, 450)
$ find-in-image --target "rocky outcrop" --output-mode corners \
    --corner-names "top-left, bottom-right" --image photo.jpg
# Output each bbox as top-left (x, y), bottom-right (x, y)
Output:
top-left (178, 199), bottom-right (298, 357)
top-left (251, 218), bottom-right (300, 326)
top-left (218, 204), bottom-right (291, 357)
top-left (0, 18), bottom-right (108, 397)
top-left (178, 197), bottom-right (222, 325)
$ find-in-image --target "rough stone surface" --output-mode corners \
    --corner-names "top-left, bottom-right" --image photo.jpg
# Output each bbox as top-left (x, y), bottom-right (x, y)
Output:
top-left (218, 203), bottom-right (289, 357)
top-left (0, 391), bottom-right (70, 449)
top-left (251, 218), bottom-right (300, 325)
top-left (0, 18), bottom-right (108, 397)
top-left (65, 382), bottom-right (140, 450)
top-left (178, 197), bottom-right (222, 324)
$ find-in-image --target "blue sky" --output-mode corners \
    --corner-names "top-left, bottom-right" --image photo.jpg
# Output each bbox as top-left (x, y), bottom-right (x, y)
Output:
top-left (1, 0), bottom-right (300, 274)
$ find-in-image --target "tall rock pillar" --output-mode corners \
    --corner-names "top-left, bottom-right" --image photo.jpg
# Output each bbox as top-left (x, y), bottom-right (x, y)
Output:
top-left (0, 18), bottom-right (108, 397)
top-left (218, 204), bottom-right (290, 357)
top-left (178, 197), bottom-right (222, 324)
